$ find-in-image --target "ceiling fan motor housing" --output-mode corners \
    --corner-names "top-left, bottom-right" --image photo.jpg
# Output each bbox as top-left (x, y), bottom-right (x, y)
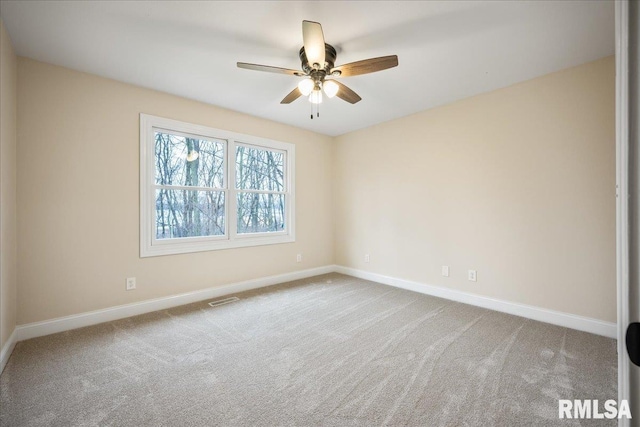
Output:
top-left (299, 44), bottom-right (338, 81)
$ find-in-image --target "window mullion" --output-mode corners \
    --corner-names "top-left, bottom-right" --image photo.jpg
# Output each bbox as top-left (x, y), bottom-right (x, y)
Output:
top-left (228, 139), bottom-right (237, 241)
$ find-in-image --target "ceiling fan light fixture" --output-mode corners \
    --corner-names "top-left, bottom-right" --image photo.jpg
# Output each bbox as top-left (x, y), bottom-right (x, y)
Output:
top-left (298, 78), bottom-right (314, 96)
top-left (323, 80), bottom-right (339, 98)
top-left (309, 89), bottom-right (323, 104)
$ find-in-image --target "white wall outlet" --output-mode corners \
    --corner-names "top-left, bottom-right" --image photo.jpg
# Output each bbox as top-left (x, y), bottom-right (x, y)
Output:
top-left (296, 254), bottom-right (302, 263)
top-left (468, 270), bottom-right (477, 282)
top-left (442, 266), bottom-right (450, 277)
top-left (365, 254), bottom-right (370, 263)
top-left (126, 277), bottom-right (136, 290)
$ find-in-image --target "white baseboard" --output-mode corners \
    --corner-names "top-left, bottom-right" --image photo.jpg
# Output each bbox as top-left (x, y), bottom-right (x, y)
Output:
top-left (3, 263), bottom-right (616, 370)
top-left (16, 265), bottom-right (334, 342)
top-left (0, 328), bottom-right (17, 374)
top-left (334, 265), bottom-right (617, 339)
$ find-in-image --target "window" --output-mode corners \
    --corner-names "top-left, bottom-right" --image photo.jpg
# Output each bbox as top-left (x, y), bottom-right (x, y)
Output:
top-left (140, 114), bottom-right (295, 257)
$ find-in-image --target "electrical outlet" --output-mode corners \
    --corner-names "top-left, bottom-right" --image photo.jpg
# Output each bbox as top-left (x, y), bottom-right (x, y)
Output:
top-left (296, 254), bottom-right (302, 263)
top-left (126, 277), bottom-right (136, 290)
top-left (468, 270), bottom-right (477, 282)
top-left (365, 254), bottom-right (370, 263)
top-left (442, 266), bottom-right (449, 277)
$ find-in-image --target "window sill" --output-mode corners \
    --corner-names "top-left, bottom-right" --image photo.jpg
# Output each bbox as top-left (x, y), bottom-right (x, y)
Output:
top-left (140, 234), bottom-right (295, 258)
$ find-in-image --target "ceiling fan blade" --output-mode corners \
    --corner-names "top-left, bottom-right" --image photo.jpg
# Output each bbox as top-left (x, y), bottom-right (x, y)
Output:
top-left (281, 87), bottom-right (303, 104)
top-left (331, 55), bottom-right (398, 77)
top-left (237, 62), bottom-right (304, 76)
top-left (302, 20), bottom-right (326, 68)
top-left (333, 81), bottom-right (362, 104)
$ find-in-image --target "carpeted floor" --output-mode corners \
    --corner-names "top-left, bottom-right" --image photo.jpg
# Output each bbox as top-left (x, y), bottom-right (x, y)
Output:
top-left (0, 273), bottom-right (617, 426)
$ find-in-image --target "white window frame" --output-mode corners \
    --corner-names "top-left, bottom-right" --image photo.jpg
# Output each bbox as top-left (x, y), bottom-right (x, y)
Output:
top-left (140, 114), bottom-right (295, 257)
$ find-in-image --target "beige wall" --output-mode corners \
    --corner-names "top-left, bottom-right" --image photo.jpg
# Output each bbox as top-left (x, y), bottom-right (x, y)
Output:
top-left (17, 58), bottom-right (334, 324)
top-left (334, 56), bottom-right (616, 323)
top-left (1, 19), bottom-right (18, 348)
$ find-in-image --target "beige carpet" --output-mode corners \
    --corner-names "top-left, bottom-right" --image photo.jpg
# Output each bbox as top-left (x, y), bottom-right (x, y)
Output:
top-left (0, 273), bottom-right (617, 426)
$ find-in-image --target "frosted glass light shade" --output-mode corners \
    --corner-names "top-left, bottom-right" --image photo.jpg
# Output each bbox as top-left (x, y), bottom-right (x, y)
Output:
top-left (323, 80), bottom-right (339, 98)
top-left (298, 79), bottom-right (314, 96)
top-left (309, 90), bottom-right (323, 104)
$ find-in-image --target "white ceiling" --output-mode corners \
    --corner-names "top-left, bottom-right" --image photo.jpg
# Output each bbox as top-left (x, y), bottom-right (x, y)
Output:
top-left (0, 1), bottom-right (614, 136)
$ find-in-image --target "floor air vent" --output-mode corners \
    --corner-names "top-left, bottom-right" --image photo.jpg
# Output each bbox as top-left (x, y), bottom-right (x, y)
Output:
top-left (208, 297), bottom-right (240, 308)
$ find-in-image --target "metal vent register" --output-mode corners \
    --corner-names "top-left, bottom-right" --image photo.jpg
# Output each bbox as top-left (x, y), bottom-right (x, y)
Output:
top-left (207, 297), bottom-right (240, 308)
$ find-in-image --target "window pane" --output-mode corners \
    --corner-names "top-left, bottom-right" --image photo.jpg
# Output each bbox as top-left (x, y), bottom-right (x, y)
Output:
top-left (155, 189), bottom-right (225, 239)
top-left (237, 192), bottom-right (285, 234)
top-left (236, 145), bottom-right (284, 191)
top-left (154, 131), bottom-right (225, 188)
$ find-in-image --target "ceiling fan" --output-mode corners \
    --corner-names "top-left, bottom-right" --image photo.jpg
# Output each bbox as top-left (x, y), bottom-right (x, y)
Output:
top-left (237, 20), bottom-right (398, 118)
